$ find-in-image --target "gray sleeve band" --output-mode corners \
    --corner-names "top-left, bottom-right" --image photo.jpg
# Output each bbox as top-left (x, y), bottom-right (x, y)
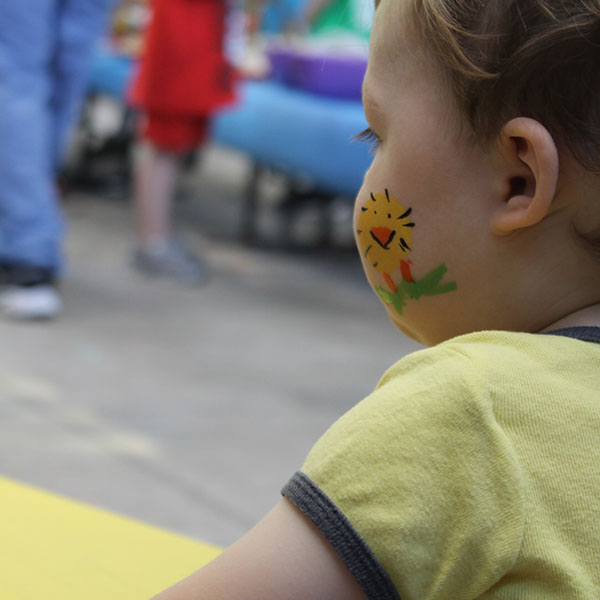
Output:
top-left (281, 471), bottom-right (401, 600)
top-left (542, 326), bottom-right (600, 343)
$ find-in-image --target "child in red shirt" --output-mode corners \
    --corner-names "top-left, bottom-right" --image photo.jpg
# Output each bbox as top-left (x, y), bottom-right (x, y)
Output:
top-left (130, 0), bottom-right (235, 284)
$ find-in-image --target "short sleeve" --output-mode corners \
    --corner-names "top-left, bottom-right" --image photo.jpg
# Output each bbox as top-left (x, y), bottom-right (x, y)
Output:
top-left (282, 345), bottom-right (524, 600)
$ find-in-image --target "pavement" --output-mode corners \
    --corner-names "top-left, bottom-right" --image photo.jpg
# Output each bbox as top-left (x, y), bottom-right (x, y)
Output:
top-left (0, 144), bottom-right (420, 547)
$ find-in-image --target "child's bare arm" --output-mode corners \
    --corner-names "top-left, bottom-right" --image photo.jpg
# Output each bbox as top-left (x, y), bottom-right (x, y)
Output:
top-left (152, 497), bottom-right (365, 600)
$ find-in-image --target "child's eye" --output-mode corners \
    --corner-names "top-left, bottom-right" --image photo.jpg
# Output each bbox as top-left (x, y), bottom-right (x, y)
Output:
top-left (354, 127), bottom-right (382, 154)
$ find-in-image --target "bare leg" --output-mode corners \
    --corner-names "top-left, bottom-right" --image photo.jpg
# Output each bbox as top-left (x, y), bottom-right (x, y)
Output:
top-left (133, 141), bottom-right (180, 247)
top-left (132, 141), bottom-right (208, 284)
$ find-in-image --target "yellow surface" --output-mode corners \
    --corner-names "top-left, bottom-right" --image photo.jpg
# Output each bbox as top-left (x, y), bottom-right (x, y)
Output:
top-left (0, 476), bottom-right (222, 599)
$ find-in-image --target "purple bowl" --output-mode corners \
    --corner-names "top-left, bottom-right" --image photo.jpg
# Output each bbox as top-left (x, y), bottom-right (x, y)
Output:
top-left (266, 47), bottom-right (297, 85)
top-left (292, 54), bottom-right (367, 100)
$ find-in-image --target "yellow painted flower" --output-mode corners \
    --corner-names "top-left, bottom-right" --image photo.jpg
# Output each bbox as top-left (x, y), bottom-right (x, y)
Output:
top-left (357, 189), bottom-right (415, 278)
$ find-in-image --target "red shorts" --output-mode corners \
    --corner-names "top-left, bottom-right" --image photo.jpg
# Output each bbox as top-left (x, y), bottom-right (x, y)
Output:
top-left (141, 112), bottom-right (210, 153)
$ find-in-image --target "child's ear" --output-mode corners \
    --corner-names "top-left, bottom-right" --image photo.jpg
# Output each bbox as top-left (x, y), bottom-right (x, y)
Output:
top-left (491, 117), bottom-right (559, 236)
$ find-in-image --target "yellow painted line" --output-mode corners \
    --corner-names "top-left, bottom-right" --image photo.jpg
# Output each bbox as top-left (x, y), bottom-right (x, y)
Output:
top-left (1, 369), bottom-right (161, 460)
top-left (0, 371), bottom-right (61, 404)
top-left (0, 476), bottom-right (222, 599)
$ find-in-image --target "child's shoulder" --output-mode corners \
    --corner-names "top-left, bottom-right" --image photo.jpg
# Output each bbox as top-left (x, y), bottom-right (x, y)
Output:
top-left (292, 330), bottom-right (600, 598)
top-left (379, 328), bottom-right (596, 403)
top-left (295, 331), bottom-right (535, 597)
top-left (308, 332), bottom-right (533, 466)
top-left (303, 329), bottom-right (598, 501)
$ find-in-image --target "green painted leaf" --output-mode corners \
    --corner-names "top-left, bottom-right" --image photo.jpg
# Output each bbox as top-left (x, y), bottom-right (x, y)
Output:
top-left (375, 264), bottom-right (457, 315)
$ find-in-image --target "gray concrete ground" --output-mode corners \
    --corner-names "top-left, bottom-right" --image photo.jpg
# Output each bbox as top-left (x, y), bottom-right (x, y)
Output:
top-left (0, 145), bottom-right (419, 547)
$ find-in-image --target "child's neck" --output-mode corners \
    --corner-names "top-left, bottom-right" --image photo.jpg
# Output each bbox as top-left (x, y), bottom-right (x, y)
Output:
top-left (541, 302), bottom-right (600, 332)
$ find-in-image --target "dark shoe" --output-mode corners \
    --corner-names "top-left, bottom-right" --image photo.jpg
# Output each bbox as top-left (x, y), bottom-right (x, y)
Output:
top-left (0, 263), bottom-right (61, 320)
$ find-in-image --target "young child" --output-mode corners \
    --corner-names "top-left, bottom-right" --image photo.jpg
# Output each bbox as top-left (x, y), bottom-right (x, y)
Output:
top-left (154, 0), bottom-right (600, 597)
top-left (130, 0), bottom-right (235, 284)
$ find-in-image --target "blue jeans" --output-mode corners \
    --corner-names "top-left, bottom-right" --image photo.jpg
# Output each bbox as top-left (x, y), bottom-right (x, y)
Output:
top-left (0, 0), bottom-right (115, 272)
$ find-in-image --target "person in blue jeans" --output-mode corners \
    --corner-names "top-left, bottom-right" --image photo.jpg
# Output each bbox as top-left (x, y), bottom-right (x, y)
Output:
top-left (0, 0), bottom-right (115, 319)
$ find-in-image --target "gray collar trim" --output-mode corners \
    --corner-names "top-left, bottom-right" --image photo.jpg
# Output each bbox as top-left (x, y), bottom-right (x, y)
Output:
top-left (542, 326), bottom-right (600, 343)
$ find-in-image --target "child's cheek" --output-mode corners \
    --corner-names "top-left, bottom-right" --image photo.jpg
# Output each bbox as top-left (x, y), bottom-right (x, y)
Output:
top-left (354, 188), bottom-right (458, 319)
top-left (355, 187), bottom-right (414, 281)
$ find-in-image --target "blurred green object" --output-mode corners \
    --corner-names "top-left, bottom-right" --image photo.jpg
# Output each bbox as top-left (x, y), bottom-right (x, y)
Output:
top-left (311, 0), bottom-right (373, 38)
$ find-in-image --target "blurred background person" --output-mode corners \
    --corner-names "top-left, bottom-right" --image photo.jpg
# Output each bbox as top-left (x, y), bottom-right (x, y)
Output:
top-left (0, 0), bottom-right (116, 319)
top-left (130, 0), bottom-right (237, 285)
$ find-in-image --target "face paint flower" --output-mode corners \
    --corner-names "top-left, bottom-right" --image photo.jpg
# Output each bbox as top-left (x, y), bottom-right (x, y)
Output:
top-left (356, 188), bottom-right (457, 315)
top-left (356, 188), bottom-right (415, 275)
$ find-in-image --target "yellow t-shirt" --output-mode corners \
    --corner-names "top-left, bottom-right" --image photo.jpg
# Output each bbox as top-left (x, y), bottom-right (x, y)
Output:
top-left (283, 328), bottom-right (600, 599)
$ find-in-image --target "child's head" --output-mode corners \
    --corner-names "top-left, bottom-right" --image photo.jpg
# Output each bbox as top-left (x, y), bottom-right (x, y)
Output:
top-left (355, 0), bottom-right (600, 345)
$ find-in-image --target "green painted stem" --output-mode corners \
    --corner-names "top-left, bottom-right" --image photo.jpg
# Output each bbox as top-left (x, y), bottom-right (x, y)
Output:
top-left (376, 263), bottom-right (457, 315)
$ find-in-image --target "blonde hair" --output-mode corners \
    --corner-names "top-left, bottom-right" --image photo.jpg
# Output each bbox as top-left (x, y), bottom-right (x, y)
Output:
top-left (383, 0), bottom-right (600, 174)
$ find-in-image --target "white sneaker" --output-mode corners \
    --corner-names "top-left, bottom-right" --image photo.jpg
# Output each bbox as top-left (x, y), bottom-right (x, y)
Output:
top-left (133, 238), bottom-right (208, 285)
top-left (0, 285), bottom-right (62, 320)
